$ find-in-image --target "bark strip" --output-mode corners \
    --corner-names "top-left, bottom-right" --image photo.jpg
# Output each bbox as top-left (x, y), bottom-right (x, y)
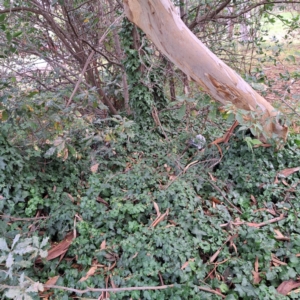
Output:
top-left (123, 0), bottom-right (288, 142)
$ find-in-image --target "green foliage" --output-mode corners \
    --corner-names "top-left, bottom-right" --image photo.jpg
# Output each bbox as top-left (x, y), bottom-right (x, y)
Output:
top-left (120, 19), bottom-right (168, 126)
top-left (0, 234), bottom-right (48, 299)
top-left (2, 112), bottom-right (299, 299)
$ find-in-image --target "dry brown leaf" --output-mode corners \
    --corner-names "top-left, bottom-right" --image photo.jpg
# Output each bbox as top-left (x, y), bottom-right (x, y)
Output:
top-left (208, 172), bottom-right (217, 182)
top-left (169, 174), bottom-right (177, 181)
top-left (63, 148), bottom-right (68, 161)
top-left (97, 196), bottom-right (109, 206)
top-left (252, 257), bottom-right (262, 284)
top-left (274, 176), bottom-right (280, 184)
top-left (254, 256), bottom-right (259, 272)
top-left (79, 266), bottom-right (97, 282)
top-left (46, 232), bottom-right (74, 261)
top-left (181, 261), bottom-right (190, 270)
top-left (277, 279), bottom-right (300, 295)
top-left (210, 248), bottom-right (221, 263)
top-left (210, 197), bottom-right (221, 204)
top-left (90, 163), bottom-right (99, 173)
top-left (66, 193), bottom-right (74, 203)
top-left (252, 271), bottom-right (261, 285)
top-left (274, 229), bottom-right (284, 239)
top-left (150, 208), bottom-right (169, 227)
top-left (181, 258), bottom-right (195, 270)
top-left (271, 254), bottom-right (287, 266)
top-left (153, 201), bottom-right (161, 217)
top-left (100, 240), bottom-right (106, 250)
top-left (164, 164), bottom-right (171, 172)
top-left (250, 195), bottom-right (257, 205)
top-left (282, 179), bottom-right (289, 186)
top-left (43, 276), bottom-right (60, 291)
top-left (266, 208), bottom-right (277, 216)
top-left (278, 167), bottom-right (300, 178)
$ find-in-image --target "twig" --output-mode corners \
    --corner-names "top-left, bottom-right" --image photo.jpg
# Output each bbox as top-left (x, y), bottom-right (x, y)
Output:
top-left (220, 214), bottom-right (286, 228)
top-left (209, 181), bottom-right (242, 214)
top-left (255, 214), bottom-right (286, 228)
top-left (281, 80), bottom-right (300, 118)
top-left (197, 286), bottom-right (226, 298)
top-left (43, 284), bottom-right (174, 293)
top-left (164, 158), bottom-right (203, 189)
top-left (151, 107), bottom-right (169, 141)
top-left (158, 272), bottom-right (164, 286)
top-left (150, 209), bottom-right (169, 227)
top-left (0, 215), bottom-right (49, 221)
top-left (66, 14), bottom-right (124, 107)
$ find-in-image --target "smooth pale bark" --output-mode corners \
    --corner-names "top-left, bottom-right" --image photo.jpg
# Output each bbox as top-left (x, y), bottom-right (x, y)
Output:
top-left (123, 0), bottom-right (288, 142)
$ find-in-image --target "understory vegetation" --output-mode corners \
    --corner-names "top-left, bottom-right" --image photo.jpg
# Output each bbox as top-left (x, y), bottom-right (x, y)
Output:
top-left (1, 0), bottom-right (300, 299)
top-left (1, 99), bottom-right (300, 299)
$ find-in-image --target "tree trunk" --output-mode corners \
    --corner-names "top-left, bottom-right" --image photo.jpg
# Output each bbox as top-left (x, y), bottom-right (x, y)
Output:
top-left (108, 0), bottom-right (131, 115)
top-left (122, 0), bottom-right (288, 142)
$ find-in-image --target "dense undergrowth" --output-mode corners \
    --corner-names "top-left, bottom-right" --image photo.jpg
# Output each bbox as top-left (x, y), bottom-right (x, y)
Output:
top-left (1, 106), bottom-right (300, 299)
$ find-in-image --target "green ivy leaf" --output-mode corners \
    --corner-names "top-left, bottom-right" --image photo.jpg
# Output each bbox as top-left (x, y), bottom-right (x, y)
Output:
top-left (177, 104), bottom-right (186, 120)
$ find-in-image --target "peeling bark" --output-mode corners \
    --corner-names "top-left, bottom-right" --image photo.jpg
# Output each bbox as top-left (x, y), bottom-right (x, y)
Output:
top-left (123, 0), bottom-right (288, 142)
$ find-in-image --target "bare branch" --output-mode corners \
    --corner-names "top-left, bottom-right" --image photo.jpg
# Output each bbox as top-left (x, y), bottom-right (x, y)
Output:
top-left (43, 284), bottom-right (174, 293)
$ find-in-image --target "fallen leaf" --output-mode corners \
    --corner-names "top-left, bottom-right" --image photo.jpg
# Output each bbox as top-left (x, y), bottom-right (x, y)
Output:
top-left (181, 261), bottom-right (190, 270)
top-left (181, 258), bottom-right (195, 270)
top-left (169, 174), bottom-right (177, 181)
top-left (274, 176), bottom-right (280, 184)
top-left (45, 232), bottom-right (74, 261)
top-left (210, 248), bottom-right (221, 263)
top-left (271, 254), bottom-right (287, 266)
top-left (251, 270), bottom-right (261, 284)
top-left (208, 172), bottom-right (217, 182)
top-left (79, 266), bottom-right (97, 282)
top-left (151, 208), bottom-right (169, 227)
top-left (63, 148), bottom-right (68, 161)
top-left (100, 240), bottom-right (106, 250)
top-left (153, 201), bottom-right (161, 217)
top-left (90, 163), bottom-right (99, 173)
top-left (43, 276), bottom-right (60, 291)
top-left (66, 193), bottom-right (74, 203)
top-left (164, 164), bottom-right (171, 172)
top-left (277, 279), bottom-right (300, 295)
top-left (274, 229), bottom-right (284, 239)
top-left (210, 196), bottom-right (221, 204)
top-left (252, 257), bottom-right (261, 284)
top-left (97, 197), bottom-right (109, 206)
top-left (278, 167), bottom-right (300, 178)
top-left (250, 195), bottom-right (257, 205)
top-left (282, 179), bottom-right (289, 186)
top-left (254, 256), bottom-right (259, 272)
